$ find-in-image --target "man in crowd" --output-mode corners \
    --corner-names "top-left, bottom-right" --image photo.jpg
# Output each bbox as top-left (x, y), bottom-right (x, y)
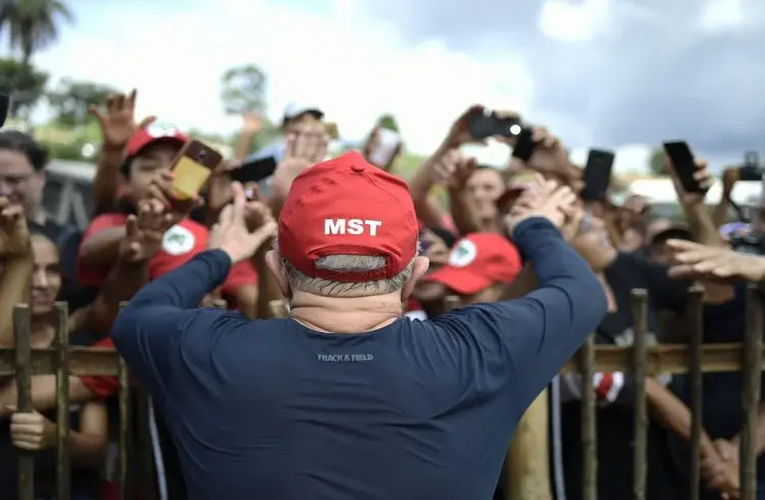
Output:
top-left (109, 149), bottom-right (606, 499)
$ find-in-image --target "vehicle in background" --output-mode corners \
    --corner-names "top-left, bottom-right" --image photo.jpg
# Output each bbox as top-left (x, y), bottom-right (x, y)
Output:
top-left (44, 159), bottom-right (95, 230)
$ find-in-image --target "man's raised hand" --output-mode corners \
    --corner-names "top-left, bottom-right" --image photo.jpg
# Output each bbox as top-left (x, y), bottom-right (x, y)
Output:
top-left (0, 197), bottom-right (30, 258)
top-left (504, 175), bottom-right (577, 233)
top-left (210, 182), bottom-right (277, 264)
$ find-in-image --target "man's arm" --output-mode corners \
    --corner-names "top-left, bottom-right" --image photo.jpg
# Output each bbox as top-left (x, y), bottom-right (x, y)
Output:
top-left (440, 217), bottom-right (607, 411)
top-left (66, 402), bottom-right (108, 468)
top-left (110, 249), bottom-right (233, 394)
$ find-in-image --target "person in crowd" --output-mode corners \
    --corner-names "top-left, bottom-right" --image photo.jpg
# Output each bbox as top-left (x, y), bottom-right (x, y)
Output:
top-left (413, 232), bottom-right (522, 318)
top-left (76, 123), bottom-right (260, 316)
top-left (0, 131), bottom-right (93, 310)
top-left (0, 199), bottom-right (108, 500)
top-left (108, 150), bottom-right (606, 499)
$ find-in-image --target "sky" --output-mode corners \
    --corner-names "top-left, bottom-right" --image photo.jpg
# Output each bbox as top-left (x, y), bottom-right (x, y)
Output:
top-left (20, 0), bottom-right (765, 173)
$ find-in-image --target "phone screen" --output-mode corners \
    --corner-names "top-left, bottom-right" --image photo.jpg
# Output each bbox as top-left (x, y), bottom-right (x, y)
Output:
top-left (368, 128), bottom-right (401, 167)
top-left (172, 156), bottom-right (212, 200)
top-left (512, 128), bottom-right (535, 162)
top-left (581, 149), bottom-right (615, 201)
top-left (663, 141), bottom-right (704, 194)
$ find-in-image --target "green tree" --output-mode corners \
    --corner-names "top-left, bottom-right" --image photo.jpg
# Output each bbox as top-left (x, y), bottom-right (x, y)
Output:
top-left (377, 114), bottom-right (399, 132)
top-left (3, 0), bottom-right (73, 65)
top-left (0, 58), bottom-right (48, 118)
top-left (648, 148), bottom-right (667, 176)
top-left (46, 78), bottom-right (118, 127)
top-left (220, 64), bottom-right (267, 115)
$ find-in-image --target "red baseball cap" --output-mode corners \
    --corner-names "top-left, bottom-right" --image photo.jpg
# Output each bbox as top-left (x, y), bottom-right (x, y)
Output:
top-left (278, 151), bottom-right (418, 283)
top-left (125, 122), bottom-right (188, 159)
top-left (425, 232), bottom-right (522, 295)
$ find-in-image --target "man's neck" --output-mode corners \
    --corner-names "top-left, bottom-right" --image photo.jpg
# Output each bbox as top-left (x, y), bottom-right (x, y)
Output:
top-left (289, 292), bottom-right (404, 334)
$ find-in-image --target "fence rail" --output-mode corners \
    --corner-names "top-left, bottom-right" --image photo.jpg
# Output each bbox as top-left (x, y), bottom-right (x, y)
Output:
top-left (4, 288), bottom-right (765, 500)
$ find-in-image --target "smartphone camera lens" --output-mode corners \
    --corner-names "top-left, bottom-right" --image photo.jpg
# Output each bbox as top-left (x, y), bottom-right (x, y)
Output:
top-left (509, 124), bottom-right (521, 136)
top-left (197, 150), bottom-right (207, 161)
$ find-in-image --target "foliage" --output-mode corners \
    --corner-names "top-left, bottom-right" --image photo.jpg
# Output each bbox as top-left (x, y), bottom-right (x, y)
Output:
top-left (649, 148), bottom-right (667, 176)
top-left (0, 58), bottom-right (49, 117)
top-left (1, 0), bottom-right (73, 64)
top-left (46, 78), bottom-right (118, 127)
top-left (377, 114), bottom-right (399, 132)
top-left (220, 64), bottom-right (267, 115)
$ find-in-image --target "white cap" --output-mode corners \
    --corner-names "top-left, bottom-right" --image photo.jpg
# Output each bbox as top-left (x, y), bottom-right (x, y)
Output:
top-left (283, 102), bottom-right (324, 122)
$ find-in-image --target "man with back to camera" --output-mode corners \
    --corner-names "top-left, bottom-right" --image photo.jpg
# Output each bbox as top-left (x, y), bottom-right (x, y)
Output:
top-left (111, 151), bottom-right (607, 499)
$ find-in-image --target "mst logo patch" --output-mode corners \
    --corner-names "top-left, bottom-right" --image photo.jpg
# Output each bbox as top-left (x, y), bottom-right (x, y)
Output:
top-left (162, 224), bottom-right (196, 255)
top-left (448, 239), bottom-right (478, 267)
top-left (146, 122), bottom-right (179, 138)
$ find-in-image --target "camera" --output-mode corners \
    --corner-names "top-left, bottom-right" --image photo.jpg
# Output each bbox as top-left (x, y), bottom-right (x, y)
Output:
top-left (730, 232), bottom-right (765, 255)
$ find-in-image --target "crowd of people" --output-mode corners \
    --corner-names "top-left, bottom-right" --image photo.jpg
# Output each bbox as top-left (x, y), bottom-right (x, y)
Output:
top-left (0, 88), bottom-right (763, 500)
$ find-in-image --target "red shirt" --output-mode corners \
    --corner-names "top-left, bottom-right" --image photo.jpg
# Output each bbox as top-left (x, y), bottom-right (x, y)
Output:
top-left (77, 213), bottom-right (258, 292)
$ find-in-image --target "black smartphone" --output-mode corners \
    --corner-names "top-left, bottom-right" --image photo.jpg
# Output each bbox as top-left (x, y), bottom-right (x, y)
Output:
top-left (581, 149), bottom-right (615, 201)
top-left (0, 94), bottom-right (8, 129)
top-left (468, 111), bottom-right (521, 140)
top-left (663, 141), bottom-right (706, 194)
top-left (230, 156), bottom-right (277, 184)
top-left (511, 128), bottom-right (535, 162)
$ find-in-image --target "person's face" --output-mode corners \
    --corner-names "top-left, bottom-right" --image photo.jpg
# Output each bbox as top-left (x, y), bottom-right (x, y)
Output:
top-left (648, 241), bottom-right (675, 265)
top-left (284, 113), bottom-right (322, 134)
top-left (466, 169), bottom-right (504, 220)
top-left (125, 142), bottom-right (180, 200)
top-left (30, 235), bottom-right (61, 316)
top-left (0, 149), bottom-right (45, 217)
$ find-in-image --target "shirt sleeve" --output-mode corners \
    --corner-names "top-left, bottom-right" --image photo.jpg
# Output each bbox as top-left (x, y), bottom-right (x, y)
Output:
top-left (435, 217), bottom-right (608, 414)
top-left (110, 249), bottom-right (235, 397)
top-left (76, 213), bottom-right (128, 287)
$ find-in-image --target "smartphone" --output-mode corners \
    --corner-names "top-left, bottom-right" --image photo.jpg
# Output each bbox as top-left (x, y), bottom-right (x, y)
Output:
top-left (468, 111), bottom-right (522, 140)
top-left (511, 128), bottom-right (536, 162)
top-left (230, 156), bottom-right (277, 184)
top-left (581, 149), bottom-right (615, 201)
top-left (745, 151), bottom-right (759, 167)
top-left (170, 140), bottom-right (222, 200)
top-left (368, 128), bottom-right (401, 167)
top-left (0, 94), bottom-right (7, 129)
top-left (663, 141), bottom-right (705, 194)
top-left (324, 122), bottom-right (339, 140)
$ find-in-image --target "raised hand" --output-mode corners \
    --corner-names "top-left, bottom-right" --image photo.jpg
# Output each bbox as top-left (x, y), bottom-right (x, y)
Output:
top-left (119, 198), bottom-right (176, 263)
top-left (667, 239), bottom-right (765, 282)
top-left (504, 175), bottom-right (577, 232)
top-left (88, 89), bottom-right (156, 150)
top-left (445, 105), bottom-right (520, 148)
top-left (209, 183), bottom-right (277, 264)
top-left (0, 197), bottom-right (30, 257)
top-left (146, 171), bottom-right (201, 217)
top-left (665, 154), bottom-right (714, 206)
top-left (272, 124), bottom-right (329, 198)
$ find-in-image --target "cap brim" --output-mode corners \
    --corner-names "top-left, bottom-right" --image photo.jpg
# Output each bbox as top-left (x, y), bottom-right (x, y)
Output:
top-left (650, 227), bottom-right (692, 244)
top-left (424, 266), bottom-right (492, 295)
top-left (283, 109), bottom-right (324, 123)
top-left (127, 135), bottom-right (187, 161)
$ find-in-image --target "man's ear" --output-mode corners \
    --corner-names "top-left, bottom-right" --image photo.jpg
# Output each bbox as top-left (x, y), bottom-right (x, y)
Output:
top-left (401, 256), bottom-right (430, 303)
top-left (265, 250), bottom-right (292, 299)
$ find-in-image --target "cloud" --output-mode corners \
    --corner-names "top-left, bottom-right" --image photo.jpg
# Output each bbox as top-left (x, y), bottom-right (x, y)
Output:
top-left (30, 0), bottom-right (534, 158)
top-left (355, 0), bottom-right (765, 170)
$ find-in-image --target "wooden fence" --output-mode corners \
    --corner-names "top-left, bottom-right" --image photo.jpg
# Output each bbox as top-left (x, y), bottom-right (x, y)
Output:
top-left (2, 286), bottom-right (763, 500)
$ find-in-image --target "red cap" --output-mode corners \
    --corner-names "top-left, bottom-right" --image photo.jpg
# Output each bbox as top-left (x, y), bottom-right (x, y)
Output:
top-left (278, 151), bottom-right (418, 283)
top-left (425, 232), bottom-right (522, 295)
top-left (125, 122), bottom-right (188, 159)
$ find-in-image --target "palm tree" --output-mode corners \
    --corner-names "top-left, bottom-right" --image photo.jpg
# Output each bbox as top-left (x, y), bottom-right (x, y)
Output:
top-left (4, 0), bottom-right (73, 65)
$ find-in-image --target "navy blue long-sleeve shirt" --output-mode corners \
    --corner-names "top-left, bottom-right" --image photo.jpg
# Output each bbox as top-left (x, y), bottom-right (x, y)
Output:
top-left (111, 217), bottom-right (607, 500)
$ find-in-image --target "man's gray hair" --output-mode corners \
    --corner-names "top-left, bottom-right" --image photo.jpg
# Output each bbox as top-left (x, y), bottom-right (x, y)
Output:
top-left (273, 240), bottom-right (415, 297)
